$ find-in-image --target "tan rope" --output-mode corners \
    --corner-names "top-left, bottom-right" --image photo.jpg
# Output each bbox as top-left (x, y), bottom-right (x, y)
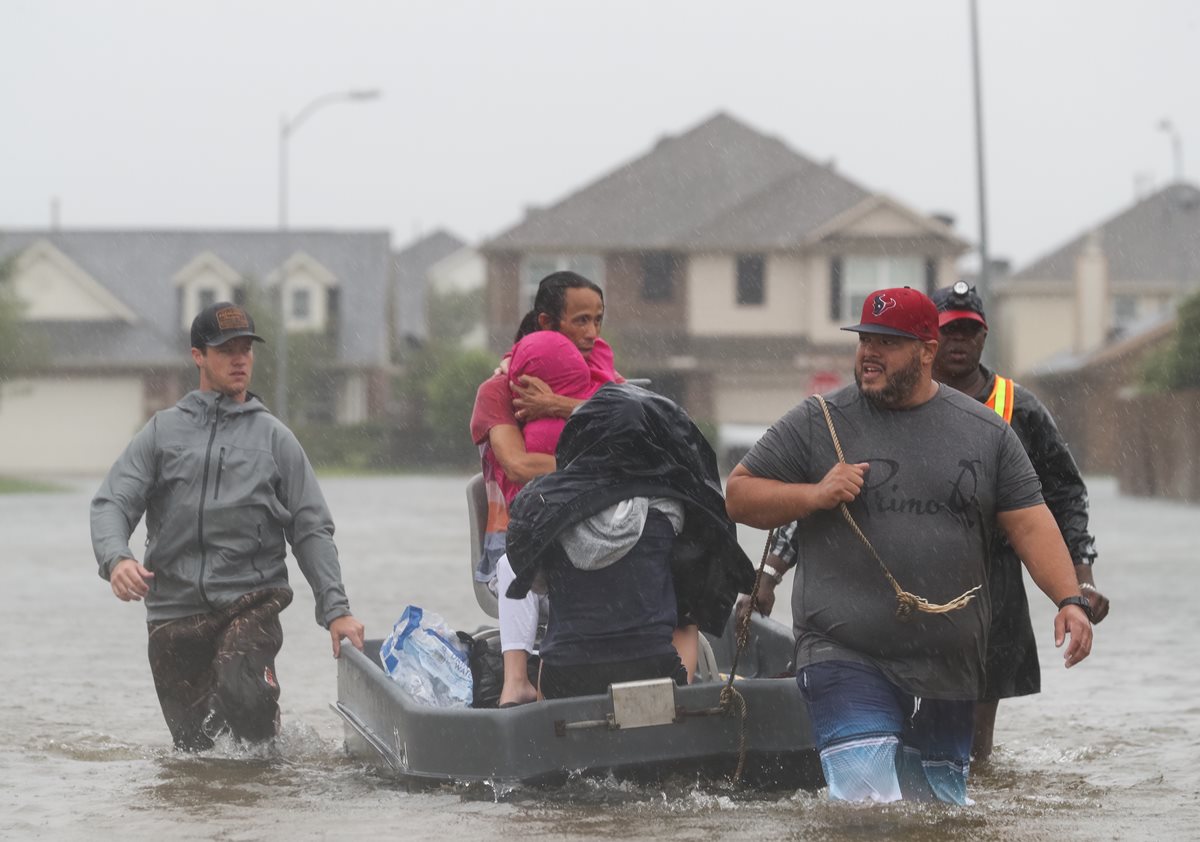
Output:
top-left (814, 394), bottom-right (980, 621)
top-left (718, 526), bottom-right (777, 785)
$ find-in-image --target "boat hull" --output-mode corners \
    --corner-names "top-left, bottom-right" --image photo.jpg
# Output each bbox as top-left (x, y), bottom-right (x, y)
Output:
top-left (334, 615), bottom-right (821, 788)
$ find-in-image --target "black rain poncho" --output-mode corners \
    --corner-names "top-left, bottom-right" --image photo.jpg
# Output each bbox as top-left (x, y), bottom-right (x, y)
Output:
top-left (504, 382), bottom-right (756, 636)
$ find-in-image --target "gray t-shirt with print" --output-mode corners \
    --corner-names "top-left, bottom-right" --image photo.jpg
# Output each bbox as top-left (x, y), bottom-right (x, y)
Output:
top-left (740, 383), bottom-right (1043, 700)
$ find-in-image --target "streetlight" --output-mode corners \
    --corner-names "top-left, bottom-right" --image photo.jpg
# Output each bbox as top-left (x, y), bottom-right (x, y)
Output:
top-left (275, 88), bottom-right (381, 422)
top-left (1157, 119), bottom-right (1184, 184)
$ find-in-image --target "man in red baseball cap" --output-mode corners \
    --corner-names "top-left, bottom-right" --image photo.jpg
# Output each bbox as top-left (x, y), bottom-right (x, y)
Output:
top-left (839, 286), bottom-right (941, 409)
top-left (726, 286), bottom-right (1094, 805)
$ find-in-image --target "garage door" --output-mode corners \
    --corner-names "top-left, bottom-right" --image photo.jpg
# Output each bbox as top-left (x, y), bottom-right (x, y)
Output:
top-left (0, 376), bottom-right (145, 475)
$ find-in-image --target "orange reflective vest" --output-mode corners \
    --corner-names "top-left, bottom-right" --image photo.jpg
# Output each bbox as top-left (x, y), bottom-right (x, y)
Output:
top-left (985, 375), bottom-right (1015, 424)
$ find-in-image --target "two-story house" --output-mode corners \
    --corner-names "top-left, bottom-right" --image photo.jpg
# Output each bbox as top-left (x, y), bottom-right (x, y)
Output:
top-left (481, 112), bottom-right (968, 449)
top-left (991, 181), bottom-right (1200, 376)
top-left (0, 229), bottom-right (393, 473)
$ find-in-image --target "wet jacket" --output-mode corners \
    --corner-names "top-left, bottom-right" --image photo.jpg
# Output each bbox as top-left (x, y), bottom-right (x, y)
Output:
top-left (91, 390), bottom-right (351, 627)
top-left (504, 382), bottom-right (756, 636)
top-left (980, 366), bottom-right (1097, 563)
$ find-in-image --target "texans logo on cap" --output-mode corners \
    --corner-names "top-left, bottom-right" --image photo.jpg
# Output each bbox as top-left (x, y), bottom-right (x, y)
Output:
top-left (841, 287), bottom-right (939, 342)
top-left (872, 294), bottom-right (897, 317)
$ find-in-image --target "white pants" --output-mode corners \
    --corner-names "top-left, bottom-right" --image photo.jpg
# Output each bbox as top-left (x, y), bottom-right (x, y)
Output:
top-left (495, 554), bottom-right (549, 654)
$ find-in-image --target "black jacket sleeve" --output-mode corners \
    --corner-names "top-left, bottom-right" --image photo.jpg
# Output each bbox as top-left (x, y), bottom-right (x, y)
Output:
top-left (1011, 384), bottom-right (1098, 564)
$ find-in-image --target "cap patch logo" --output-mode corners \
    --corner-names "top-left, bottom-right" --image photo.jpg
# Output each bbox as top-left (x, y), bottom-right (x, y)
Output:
top-left (216, 307), bottom-right (249, 330)
top-left (872, 294), bottom-right (897, 317)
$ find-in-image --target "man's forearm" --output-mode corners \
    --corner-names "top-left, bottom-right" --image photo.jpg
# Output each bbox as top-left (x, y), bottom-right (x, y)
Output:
top-left (725, 470), bottom-right (827, 528)
top-left (540, 393), bottom-right (582, 420)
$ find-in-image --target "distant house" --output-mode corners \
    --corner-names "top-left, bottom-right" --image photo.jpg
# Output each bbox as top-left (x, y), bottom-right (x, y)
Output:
top-left (0, 229), bottom-right (393, 474)
top-left (1023, 311), bottom-right (1177, 476)
top-left (393, 229), bottom-right (465, 350)
top-left (991, 182), bottom-right (1200, 376)
top-left (480, 112), bottom-right (968, 446)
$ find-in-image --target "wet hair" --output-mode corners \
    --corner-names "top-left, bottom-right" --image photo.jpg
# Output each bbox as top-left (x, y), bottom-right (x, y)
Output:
top-left (516, 271), bottom-right (604, 337)
top-left (513, 309), bottom-right (541, 343)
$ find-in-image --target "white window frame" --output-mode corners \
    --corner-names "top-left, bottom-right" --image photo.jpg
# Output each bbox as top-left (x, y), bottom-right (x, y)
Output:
top-left (842, 256), bottom-right (923, 321)
top-left (518, 254), bottom-right (605, 309)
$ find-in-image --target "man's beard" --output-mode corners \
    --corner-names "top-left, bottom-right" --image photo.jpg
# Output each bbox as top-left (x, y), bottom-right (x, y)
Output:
top-left (855, 350), bottom-right (924, 408)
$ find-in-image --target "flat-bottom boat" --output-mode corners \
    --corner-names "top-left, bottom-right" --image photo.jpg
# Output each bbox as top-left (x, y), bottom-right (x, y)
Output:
top-left (331, 476), bottom-right (821, 788)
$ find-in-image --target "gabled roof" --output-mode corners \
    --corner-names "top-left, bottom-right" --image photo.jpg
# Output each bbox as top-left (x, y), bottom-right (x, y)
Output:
top-left (393, 229), bottom-right (467, 342)
top-left (0, 229), bottom-right (392, 367)
top-left (484, 112), bottom-right (914, 252)
top-left (1009, 182), bottom-right (1200, 283)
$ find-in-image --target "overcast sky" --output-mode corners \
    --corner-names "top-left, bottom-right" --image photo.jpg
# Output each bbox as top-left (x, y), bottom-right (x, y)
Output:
top-left (3, 0), bottom-right (1196, 267)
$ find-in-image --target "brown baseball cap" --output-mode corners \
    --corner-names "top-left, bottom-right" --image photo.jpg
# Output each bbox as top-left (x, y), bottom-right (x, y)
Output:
top-left (190, 302), bottom-right (265, 348)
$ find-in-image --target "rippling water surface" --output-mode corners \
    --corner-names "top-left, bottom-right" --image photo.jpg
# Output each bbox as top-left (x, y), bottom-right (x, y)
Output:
top-left (4, 474), bottom-right (1196, 840)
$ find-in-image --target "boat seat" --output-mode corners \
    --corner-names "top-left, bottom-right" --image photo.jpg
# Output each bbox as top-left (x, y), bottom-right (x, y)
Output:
top-left (467, 473), bottom-right (500, 618)
top-left (695, 632), bottom-right (719, 683)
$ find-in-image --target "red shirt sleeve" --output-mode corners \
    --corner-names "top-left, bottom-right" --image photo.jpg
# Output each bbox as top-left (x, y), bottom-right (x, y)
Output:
top-left (470, 374), bottom-right (518, 445)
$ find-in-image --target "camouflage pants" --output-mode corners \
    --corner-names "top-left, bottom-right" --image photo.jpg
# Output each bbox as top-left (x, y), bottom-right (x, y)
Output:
top-left (147, 588), bottom-right (293, 750)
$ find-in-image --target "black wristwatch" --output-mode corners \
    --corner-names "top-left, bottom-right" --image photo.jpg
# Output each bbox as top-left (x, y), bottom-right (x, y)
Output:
top-left (1057, 594), bottom-right (1093, 621)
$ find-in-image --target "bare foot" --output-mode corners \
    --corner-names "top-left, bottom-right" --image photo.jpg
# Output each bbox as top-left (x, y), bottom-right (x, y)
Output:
top-left (498, 678), bottom-right (538, 707)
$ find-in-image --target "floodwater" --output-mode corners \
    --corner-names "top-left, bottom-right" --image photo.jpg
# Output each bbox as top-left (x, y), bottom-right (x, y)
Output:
top-left (3, 474), bottom-right (1197, 840)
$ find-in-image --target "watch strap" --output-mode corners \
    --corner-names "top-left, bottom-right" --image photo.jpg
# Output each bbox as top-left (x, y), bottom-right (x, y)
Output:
top-left (1057, 594), bottom-right (1093, 621)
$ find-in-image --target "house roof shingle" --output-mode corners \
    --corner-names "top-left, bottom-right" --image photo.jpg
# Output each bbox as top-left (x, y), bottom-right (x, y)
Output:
top-left (484, 112), bottom-right (878, 252)
top-left (0, 229), bottom-right (393, 368)
top-left (1009, 182), bottom-right (1200, 284)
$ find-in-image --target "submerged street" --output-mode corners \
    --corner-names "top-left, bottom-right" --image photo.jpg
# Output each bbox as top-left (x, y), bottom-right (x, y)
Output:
top-left (3, 473), bottom-right (1197, 840)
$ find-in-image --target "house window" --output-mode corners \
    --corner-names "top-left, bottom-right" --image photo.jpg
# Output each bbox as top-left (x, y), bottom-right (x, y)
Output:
top-left (641, 252), bottom-right (676, 302)
top-left (838, 256), bottom-right (923, 321)
top-left (291, 288), bottom-right (311, 321)
top-left (1112, 295), bottom-right (1137, 327)
top-left (519, 255), bottom-right (605, 308)
top-left (736, 255), bottom-right (765, 306)
top-left (197, 287), bottom-right (217, 311)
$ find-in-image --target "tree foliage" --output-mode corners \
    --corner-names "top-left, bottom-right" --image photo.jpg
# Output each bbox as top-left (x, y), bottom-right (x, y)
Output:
top-left (1141, 289), bottom-right (1200, 392)
top-left (237, 279), bottom-right (338, 422)
top-left (392, 286), bottom-right (495, 465)
top-left (0, 257), bottom-right (36, 385)
top-left (426, 287), bottom-right (485, 349)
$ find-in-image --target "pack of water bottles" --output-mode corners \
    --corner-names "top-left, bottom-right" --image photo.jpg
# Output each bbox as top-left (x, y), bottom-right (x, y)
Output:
top-left (379, 605), bottom-right (474, 707)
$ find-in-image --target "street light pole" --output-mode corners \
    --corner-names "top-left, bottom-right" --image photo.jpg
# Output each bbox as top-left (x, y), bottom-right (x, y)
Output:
top-left (1158, 119), bottom-right (1184, 183)
top-left (275, 88), bottom-right (381, 422)
top-left (969, 0), bottom-right (991, 310)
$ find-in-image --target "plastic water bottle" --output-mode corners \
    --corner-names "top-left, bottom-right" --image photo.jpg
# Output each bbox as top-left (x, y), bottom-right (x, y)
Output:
top-left (380, 606), bottom-right (473, 707)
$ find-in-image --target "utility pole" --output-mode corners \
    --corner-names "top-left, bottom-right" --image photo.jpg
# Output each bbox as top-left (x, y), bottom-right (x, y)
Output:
top-left (970, 0), bottom-right (991, 312)
top-left (276, 89), bottom-right (381, 421)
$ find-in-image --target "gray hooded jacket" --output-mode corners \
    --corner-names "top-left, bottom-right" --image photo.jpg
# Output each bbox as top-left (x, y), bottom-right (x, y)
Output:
top-left (90, 390), bottom-right (351, 627)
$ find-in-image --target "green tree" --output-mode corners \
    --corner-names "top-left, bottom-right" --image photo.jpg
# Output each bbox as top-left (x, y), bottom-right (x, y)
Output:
top-left (426, 287), bottom-right (485, 348)
top-left (236, 279), bottom-right (338, 422)
top-left (389, 285), bottom-right (497, 466)
top-left (0, 257), bottom-right (38, 387)
top-left (1142, 289), bottom-right (1200, 392)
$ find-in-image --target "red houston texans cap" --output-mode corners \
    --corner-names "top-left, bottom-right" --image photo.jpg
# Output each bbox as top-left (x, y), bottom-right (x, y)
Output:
top-left (841, 287), bottom-right (939, 342)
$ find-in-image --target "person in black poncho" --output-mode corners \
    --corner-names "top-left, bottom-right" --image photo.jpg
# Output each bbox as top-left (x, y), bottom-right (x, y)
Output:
top-left (504, 382), bottom-right (756, 699)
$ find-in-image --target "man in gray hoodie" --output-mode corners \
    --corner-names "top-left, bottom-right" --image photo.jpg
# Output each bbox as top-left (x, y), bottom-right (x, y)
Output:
top-left (91, 301), bottom-right (364, 750)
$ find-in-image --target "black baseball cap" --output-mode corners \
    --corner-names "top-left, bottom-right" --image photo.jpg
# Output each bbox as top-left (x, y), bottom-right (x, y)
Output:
top-left (931, 281), bottom-right (987, 328)
top-left (190, 302), bottom-right (265, 348)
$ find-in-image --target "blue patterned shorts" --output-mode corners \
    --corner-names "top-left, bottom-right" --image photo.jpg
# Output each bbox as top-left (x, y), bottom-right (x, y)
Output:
top-left (798, 660), bottom-right (974, 805)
